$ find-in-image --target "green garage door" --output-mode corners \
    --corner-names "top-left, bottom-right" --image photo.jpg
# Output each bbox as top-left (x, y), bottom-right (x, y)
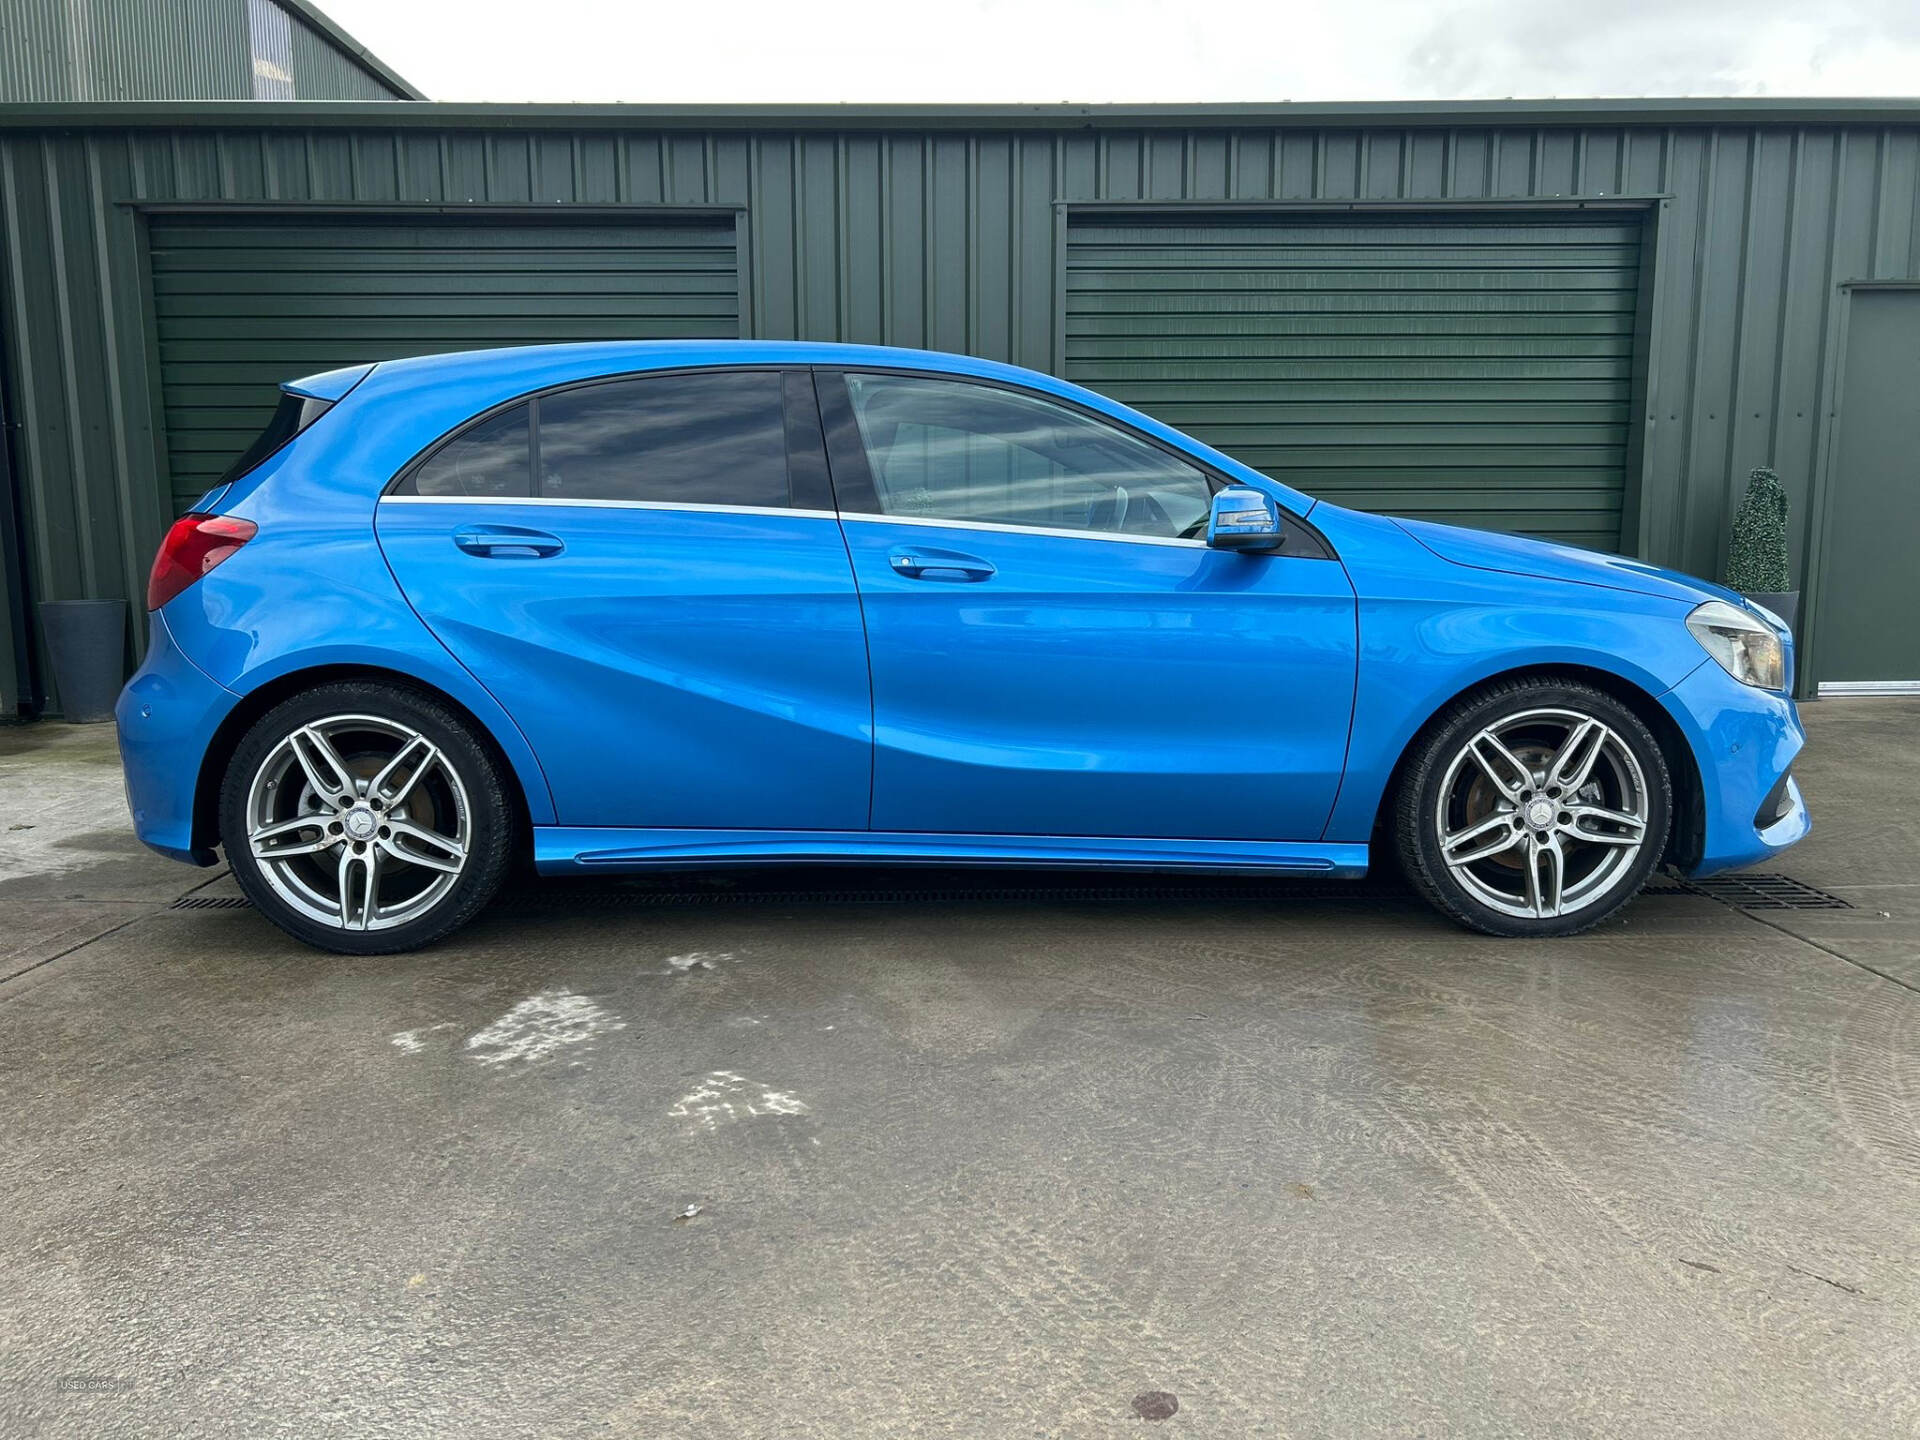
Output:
top-left (148, 214), bottom-right (741, 510)
top-left (1064, 214), bottom-right (1644, 549)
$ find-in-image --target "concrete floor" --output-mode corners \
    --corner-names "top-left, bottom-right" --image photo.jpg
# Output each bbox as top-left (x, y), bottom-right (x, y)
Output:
top-left (1, 703), bottom-right (1916, 1438)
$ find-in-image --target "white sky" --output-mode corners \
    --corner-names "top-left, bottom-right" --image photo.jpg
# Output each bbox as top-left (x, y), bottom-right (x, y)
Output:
top-left (313, 0), bottom-right (1920, 104)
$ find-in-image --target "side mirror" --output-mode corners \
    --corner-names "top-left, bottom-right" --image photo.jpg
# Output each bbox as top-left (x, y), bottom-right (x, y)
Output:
top-left (1206, 486), bottom-right (1284, 551)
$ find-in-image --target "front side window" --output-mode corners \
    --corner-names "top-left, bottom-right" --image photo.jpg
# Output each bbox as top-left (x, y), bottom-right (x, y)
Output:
top-left (842, 373), bottom-right (1214, 540)
top-left (537, 371), bottom-right (789, 507)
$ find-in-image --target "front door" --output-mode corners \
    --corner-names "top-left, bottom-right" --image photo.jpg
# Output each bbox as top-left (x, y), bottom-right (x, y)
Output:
top-left (376, 368), bottom-right (872, 829)
top-left (818, 369), bottom-right (1357, 841)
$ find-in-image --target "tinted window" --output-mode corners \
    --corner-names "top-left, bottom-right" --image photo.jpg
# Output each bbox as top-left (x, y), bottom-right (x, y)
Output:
top-left (406, 402), bottom-right (531, 498)
top-left (536, 371), bottom-right (789, 507)
top-left (220, 392), bottom-right (333, 486)
top-left (843, 374), bottom-right (1213, 539)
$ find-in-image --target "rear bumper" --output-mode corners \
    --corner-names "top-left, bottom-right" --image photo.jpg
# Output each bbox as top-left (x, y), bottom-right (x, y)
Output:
top-left (114, 612), bottom-right (238, 865)
top-left (1662, 659), bottom-right (1809, 876)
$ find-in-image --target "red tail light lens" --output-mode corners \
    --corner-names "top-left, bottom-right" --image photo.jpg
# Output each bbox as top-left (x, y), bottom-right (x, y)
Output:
top-left (146, 513), bottom-right (257, 611)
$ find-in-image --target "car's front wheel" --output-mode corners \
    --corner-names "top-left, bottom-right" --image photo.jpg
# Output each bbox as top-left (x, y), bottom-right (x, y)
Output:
top-left (1394, 678), bottom-right (1672, 937)
top-left (219, 682), bottom-right (514, 954)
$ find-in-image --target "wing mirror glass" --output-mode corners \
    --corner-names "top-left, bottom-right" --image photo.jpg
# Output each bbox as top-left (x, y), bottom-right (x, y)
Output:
top-left (1206, 486), bottom-right (1284, 551)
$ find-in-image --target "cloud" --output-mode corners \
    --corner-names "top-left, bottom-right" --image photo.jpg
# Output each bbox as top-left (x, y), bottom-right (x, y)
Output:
top-left (312, 0), bottom-right (1920, 103)
top-left (1402, 0), bottom-right (1920, 98)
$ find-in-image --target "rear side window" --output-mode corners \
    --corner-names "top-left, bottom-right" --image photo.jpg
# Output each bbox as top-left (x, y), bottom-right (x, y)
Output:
top-left (219, 392), bottom-right (334, 485)
top-left (537, 371), bottom-right (789, 507)
top-left (406, 403), bottom-right (531, 498)
top-left (394, 371), bottom-right (792, 508)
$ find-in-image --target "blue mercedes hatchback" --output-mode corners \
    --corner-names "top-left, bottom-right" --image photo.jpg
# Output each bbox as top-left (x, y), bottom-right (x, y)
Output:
top-left (117, 342), bottom-right (1807, 953)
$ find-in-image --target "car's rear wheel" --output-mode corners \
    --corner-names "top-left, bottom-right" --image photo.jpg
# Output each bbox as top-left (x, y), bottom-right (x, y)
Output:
top-left (1394, 678), bottom-right (1672, 937)
top-left (219, 682), bottom-right (513, 954)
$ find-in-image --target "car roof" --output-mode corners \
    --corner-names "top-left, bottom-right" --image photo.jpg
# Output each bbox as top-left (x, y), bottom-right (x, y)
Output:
top-left (299, 340), bottom-right (1057, 396)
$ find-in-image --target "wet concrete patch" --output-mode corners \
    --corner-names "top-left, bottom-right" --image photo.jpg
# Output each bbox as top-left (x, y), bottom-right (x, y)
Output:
top-left (0, 709), bottom-right (1916, 1437)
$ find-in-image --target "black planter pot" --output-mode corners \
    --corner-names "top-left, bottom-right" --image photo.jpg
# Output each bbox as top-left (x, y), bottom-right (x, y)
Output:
top-left (1741, 590), bottom-right (1799, 633)
top-left (38, 599), bottom-right (127, 723)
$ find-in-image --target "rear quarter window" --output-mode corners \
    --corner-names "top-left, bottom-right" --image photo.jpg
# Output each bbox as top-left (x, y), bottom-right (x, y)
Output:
top-left (400, 403), bottom-right (532, 498)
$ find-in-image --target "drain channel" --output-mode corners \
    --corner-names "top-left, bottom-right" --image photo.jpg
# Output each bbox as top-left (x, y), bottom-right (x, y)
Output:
top-left (1673, 874), bottom-right (1854, 911)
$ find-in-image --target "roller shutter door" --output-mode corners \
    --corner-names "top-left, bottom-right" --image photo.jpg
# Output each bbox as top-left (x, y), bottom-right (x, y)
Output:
top-left (1064, 214), bottom-right (1643, 549)
top-left (148, 214), bottom-right (741, 509)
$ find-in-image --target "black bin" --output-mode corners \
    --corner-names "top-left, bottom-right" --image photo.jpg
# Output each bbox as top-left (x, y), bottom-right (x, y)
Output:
top-left (39, 599), bottom-right (127, 723)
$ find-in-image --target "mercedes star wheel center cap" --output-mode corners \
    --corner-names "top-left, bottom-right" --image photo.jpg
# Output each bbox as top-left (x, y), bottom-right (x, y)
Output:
top-left (344, 807), bottom-right (378, 841)
top-left (1526, 798), bottom-right (1556, 829)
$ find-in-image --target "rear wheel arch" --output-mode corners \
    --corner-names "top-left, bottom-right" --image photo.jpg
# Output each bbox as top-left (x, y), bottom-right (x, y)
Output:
top-left (193, 665), bottom-right (535, 863)
top-left (1371, 664), bottom-right (1704, 872)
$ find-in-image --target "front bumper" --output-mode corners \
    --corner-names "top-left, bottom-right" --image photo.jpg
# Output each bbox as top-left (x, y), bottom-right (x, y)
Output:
top-left (114, 612), bottom-right (239, 865)
top-left (1662, 659), bottom-right (1809, 876)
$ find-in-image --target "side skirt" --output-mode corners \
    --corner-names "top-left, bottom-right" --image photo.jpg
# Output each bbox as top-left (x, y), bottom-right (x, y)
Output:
top-left (531, 828), bottom-right (1370, 878)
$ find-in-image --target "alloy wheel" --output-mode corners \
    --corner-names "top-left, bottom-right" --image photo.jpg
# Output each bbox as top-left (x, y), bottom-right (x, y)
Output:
top-left (243, 713), bottom-right (472, 932)
top-left (1433, 707), bottom-right (1650, 921)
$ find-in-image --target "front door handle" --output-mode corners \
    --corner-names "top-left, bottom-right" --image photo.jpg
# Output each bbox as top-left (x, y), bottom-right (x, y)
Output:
top-left (453, 525), bottom-right (564, 559)
top-left (888, 548), bottom-right (996, 582)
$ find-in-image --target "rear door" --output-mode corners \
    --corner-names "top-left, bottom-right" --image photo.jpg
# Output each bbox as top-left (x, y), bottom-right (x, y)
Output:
top-left (818, 369), bottom-right (1358, 841)
top-left (376, 368), bottom-right (872, 830)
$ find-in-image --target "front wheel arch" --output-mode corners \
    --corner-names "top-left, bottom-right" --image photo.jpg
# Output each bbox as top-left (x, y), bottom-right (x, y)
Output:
top-left (193, 665), bottom-right (534, 866)
top-left (1369, 663), bottom-right (1705, 873)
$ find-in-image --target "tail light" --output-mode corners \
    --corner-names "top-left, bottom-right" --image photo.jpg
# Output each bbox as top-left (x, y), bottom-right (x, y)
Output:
top-left (146, 513), bottom-right (257, 611)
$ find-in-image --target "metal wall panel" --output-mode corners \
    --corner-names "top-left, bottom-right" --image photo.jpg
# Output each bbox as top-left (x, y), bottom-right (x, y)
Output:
top-left (0, 112), bottom-right (1914, 707)
top-left (1, 0), bottom-right (250, 100)
top-left (0, 0), bottom-right (410, 102)
top-left (283, 11), bottom-right (404, 102)
top-left (148, 212), bottom-right (740, 506)
top-left (1064, 213), bottom-right (1644, 548)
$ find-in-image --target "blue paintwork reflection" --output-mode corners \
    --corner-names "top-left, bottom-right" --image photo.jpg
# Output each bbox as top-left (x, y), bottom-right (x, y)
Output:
top-left (376, 502), bottom-right (873, 829)
top-left (839, 521), bottom-right (1355, 840)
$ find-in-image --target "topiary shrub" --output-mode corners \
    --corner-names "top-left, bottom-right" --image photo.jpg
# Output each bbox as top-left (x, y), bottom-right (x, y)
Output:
top-left (1723, 465), bottom-right (1791, 593)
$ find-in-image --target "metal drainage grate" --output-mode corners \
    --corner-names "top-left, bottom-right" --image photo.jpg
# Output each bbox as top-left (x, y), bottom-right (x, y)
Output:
top-left (169, 895), bottom-right (252, 911)
top-left (1675, 874), bottom-right (1853, 911)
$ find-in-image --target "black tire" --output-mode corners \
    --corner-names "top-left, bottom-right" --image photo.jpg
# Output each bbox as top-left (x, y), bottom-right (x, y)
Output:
top-left (1394, 677), bottom-right (1672, 938)
top-left (219, 681), bottom-right (514, 954)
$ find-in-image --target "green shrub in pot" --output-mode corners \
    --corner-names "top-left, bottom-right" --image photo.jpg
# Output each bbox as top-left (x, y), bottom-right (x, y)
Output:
top-left (1723, 465), bottom-right (1798, 631)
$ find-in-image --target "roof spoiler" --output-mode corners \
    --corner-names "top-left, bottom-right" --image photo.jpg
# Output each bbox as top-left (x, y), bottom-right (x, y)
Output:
top-left (284, 361), bottom-right (376, 403)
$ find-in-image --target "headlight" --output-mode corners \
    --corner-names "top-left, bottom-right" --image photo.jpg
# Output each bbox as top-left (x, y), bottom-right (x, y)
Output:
top-left (1686, 600), bottom-right (1784, 691)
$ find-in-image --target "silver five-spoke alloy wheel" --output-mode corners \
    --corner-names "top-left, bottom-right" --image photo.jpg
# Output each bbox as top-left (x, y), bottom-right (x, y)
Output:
top-left (244, 713), bottom-right (472, 932)
top-left (1434, 707), bottom-right (1650, 921)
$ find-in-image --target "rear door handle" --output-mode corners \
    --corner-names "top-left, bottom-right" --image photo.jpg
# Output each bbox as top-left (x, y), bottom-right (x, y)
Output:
top-left (888, 548), bottom-right (996, 582)
top-left (453, 525), bottom-right (564, 559)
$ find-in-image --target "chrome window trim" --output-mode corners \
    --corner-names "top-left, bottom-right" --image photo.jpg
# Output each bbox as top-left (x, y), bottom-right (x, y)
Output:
top-left (379, 495), bottom-right (1210, 546)
top-left (379, 495), bottom-right (840, 521)
top-left (838, 511), bottom-right (1209, 549)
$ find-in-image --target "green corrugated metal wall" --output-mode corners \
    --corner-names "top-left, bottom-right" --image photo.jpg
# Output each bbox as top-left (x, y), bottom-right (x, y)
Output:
top-left (0, 108), bottom-right (1916, 707)
top-left (280, 9), bottom-right (406, 103)
top-left (0, 0), bottom-right (248, 101)
top-left (0, 0), bottom-right (411, 101)
top-left (148, 213), bottom-right (740, 506)
top-left (1064, 213), bottom-right (1644, 549)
